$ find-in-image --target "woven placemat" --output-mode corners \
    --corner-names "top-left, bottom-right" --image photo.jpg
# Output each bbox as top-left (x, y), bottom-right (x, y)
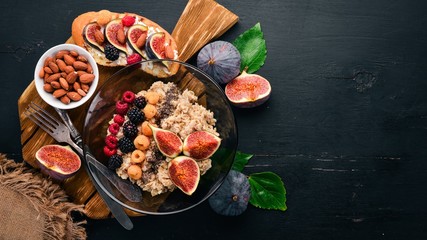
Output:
top-left (0, 154), bottom-right (86, 240)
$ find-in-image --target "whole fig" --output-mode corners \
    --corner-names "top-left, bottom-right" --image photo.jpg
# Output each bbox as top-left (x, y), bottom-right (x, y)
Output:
top-left (197, 41), bottom-right (241, 84)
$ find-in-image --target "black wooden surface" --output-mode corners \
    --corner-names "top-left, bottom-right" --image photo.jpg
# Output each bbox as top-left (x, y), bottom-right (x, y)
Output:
top-left (1, 0), bottom-right (427, 239)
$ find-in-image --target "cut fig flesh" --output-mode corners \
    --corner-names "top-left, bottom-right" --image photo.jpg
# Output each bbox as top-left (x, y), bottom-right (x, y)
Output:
top-left (183, 131), bottom-right (221, 160)
top-left (150, 124), bottom-right (183, 158)
top-left (35, 144), bottom-right (81, 180)
top-left (83, 22), bottom-right (104, 52)
top-left (168, 156), bottom-right (200, 195)
top-left (105, 19), bottom-right (128, 53)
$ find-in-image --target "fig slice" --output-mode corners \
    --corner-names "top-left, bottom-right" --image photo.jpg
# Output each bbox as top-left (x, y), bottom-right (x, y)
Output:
top-left (225, 71), bottom-right (272, 108)
top-left (83, 22), bottom-right (104, 52)
top-left (150, 124), bottom-right (183, 158)
top-left (183, 131), bottom-right (221, 160)
top-left (35, 144), bottom-right (81, 181)
top-left (127, 24), bottom-right (148, 57)
top-left (105, 19), bottom-right (128, 53)
top-left (168, 156), bottom-right (200, 195)
top-left (145, 32), bottom-right (166, 60)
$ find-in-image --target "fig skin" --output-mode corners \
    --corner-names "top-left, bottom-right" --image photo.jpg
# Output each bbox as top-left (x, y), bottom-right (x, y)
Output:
top-left (183, 131), bottom-right (221, 160)
top-left (35, 144), bottom-right (81, 181)
top-left (197, 41), bottom-right (241, 85)
top-left (145, 32), bottom-right (166, 60)
top-left (168, 156), bottom-right (200, 195)
top-left (209, 170), bottom-right (251, 216)
top-left (225, 71), bottom-right (271, 108)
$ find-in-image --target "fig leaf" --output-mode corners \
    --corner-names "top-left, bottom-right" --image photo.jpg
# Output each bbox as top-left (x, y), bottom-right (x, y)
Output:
top-left (232, 151), bottom-right (253, 172)
top-left (248, 172), bottom-right (287, 211)
top-left (232, 22), bottom-right (267, 74)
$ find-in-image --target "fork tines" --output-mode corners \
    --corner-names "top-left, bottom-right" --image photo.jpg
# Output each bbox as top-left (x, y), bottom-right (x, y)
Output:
top-left (24, 102), bottom-right (60, 134)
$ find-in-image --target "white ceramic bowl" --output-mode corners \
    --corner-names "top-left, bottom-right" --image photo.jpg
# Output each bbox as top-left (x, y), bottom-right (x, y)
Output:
top-left (34, 44), bottom-right (99, 109)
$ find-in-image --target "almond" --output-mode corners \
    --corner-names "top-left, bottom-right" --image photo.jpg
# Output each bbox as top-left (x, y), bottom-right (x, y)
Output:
top-left (64, 65), bottom-right (75, 74)
top-left (73, 61), bottom-right (88, 71)
top-left (73, 82), bottom-right (81, 91)
top-left (165, 45), bottom-right (174, 59)
top-left (50, 81), bottom-right (61, 89)
top-left (55, 50), bottom-right (69, 59)
top-left (86, 63), bottom-right (93, 74)
top-left (59, 77), bottom-right (69, 90)
top-left (81, 83), bottom-right (90, 93)
top-left (77, 70), bottom-right (87, 76)
top-left (79, 73), bottom-right (95, 84)
top-left (44, 73), bottom-right (50, 83)
top-left (46, 73), bottom-right (61, 83)
top-left (77, 88), bottom-right (87, 97)
top-left (60, 72), bottom-right (67, 78)
top-left (48, 62), bottom-right (59, 73)
top-left (66, 72), bottom-right (78, 84)
top-left (77, 55), bottom-right (88, 63)
top-left (43, 83), bottom-right (54, 93)
top-left (136, 33), bottom-right (147, 49)
top-left (63, 54), bottom-right (75, 65)
top-left (117, 28), bottom-right (125, 44)
top-left (95, 29), bottom-right (104, 44)
top-left (60, 95), bottom-right (71, 105)
top-left (39, 67), bottom-right (45, 78)
top-left (67, 91), bottom-right (82, 101)
top-left (53, 89), bottom-right (67, 98)
top-left (43, 66), bottom-right (53, 74)
top-left (44, 57), bottom-right (53, 67)
top-left (70, 50), bottom-right (79, 57)
top-left (56, 59), bottom-right (67, 71)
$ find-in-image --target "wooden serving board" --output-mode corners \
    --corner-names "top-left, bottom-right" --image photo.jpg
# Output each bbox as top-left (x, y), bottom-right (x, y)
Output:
top-left (18, 0), bottom-right (237, 219)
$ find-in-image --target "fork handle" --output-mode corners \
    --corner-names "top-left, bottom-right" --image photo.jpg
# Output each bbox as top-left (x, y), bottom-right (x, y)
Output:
top-left (54, 108), bottom-right (83, 145)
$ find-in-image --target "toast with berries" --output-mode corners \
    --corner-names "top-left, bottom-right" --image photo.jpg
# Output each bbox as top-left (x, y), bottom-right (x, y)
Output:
top-left (72, 10), bottom-right (179, 76)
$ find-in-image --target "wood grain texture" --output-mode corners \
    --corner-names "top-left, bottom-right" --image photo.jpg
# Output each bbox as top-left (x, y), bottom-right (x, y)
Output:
top-left (16, 0), bottom-right (237, 219)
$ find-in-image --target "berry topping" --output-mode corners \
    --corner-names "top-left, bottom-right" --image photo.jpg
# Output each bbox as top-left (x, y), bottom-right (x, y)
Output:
top-left (113, 114), bottom-right (125, 126)
top-left (134, 96), bottom-right (147, 109)
top-left (105, 135), bottom-right (118, 149)
top-left (122, 91), bottom-right (136, 104)
top-left (116, 100), bottom-right (129, 115)
top-left (108, 154), bottom-right (123, 170)
top-left (108, 122), bottom-right (120, 135)
top-left (118, 137), bottom-right (135, 153)
top-left (103, 145), bottom-right (117, 157)
top-left (122, 15), bottom-right (136, 27)
top-left (127, 107), bottom-right (145, 124)
top-left (123, 121), bottom-right (138, 138)
top-left (126, 53), bottom-right (142, 65)
top-left (105, 44), bottom-right (120, 61)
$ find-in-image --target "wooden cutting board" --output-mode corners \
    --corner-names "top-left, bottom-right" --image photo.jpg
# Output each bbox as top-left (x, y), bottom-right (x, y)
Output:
top-left (17, 0), bottom-right (238, 219)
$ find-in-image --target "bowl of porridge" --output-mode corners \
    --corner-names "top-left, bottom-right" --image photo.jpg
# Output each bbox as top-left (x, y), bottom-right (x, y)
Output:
top-left (82, 59), bottom-right (237, 214)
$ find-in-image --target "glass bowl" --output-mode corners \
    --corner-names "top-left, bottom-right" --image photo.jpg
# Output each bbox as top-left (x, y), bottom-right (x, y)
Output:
top-left (82, 59), bottom-right (237, 215)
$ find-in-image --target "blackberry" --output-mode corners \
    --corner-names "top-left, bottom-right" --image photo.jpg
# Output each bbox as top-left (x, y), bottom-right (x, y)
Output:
top-left (123, 121), bottom-right (138, 138)
top-left (105, 44), bottom-right (120, 61)
top-left (127, 107), bottom-right (145, 124)
top-left (134, 96), bottom-right (147, 109)
top-left (118, 137), bottom-right (135, 153)
top-left (108, 154), bottom-right (123, 170)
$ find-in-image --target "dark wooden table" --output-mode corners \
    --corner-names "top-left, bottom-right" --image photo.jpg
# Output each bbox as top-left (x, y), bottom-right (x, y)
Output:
top-left (1, 0), bottom-right (427, 239)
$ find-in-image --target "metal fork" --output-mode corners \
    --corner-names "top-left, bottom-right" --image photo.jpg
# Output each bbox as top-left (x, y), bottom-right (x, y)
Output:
top-left (24, 102), bottom-right (136, 230)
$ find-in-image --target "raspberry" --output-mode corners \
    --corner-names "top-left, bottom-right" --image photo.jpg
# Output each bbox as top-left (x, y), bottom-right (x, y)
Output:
top-left (127, 107), bottom-right (145, 124)
top-left (108, 154), bottom-right (123, 170)
top-left (122, 91), bottom-right (135, 104)
top-left (113, 114), bottom-right (125, 126)
top-left (105, 44), bottom-right (120, 61)
top-left (108, 122), bottom-right (120, 135)
top-left (103, 145), bottom-right (117, 157)
top-left (105, 135), bottom-right (118, 149)
top-left (118, 137), bottom-right (135, 153)
top-left (134, 96), bottom-right (147, 109)
top-left (122, 15), bottom-right (135, 27)
top-left (116, 100), bottom-right (129, 115)
top-left (126, 53), bottom-right (142, 65)
top-left (123, 121), bottom-right (138, 138)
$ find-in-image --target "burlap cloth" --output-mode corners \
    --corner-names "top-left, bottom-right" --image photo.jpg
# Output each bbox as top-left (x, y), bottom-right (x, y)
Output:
top-left (0, 154), bottom-right (86, 240)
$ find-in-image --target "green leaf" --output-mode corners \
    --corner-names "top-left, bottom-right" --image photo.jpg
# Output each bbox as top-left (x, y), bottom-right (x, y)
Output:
top-left (248, 172), bottom-right (287, 211)
top-left (233, 22), bottom-right (267, 74)
top-left (232, 151), bottom-right (253, 172)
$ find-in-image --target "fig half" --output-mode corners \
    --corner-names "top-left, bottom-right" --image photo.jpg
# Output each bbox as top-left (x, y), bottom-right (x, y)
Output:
top-left (83, 22), bottom-right (104, 52)
top-left (225, 71), bottom-right (271, 108)
top-left (168, 156), bottom-right (200, 195)
top-left (183, 131), bottom-right (221, 160)
top-left (150, 124), bottom-right (183, 158)
top-left (105, 19), bottom-right (128, 53)
top-left (35, 144), bottom-right (81, 181)
top-left (127, 24), bottom-right (148, 57)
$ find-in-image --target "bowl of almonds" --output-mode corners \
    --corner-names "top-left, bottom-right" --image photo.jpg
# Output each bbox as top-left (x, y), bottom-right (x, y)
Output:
top-left (34, 43), bottom-right (99, 109)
